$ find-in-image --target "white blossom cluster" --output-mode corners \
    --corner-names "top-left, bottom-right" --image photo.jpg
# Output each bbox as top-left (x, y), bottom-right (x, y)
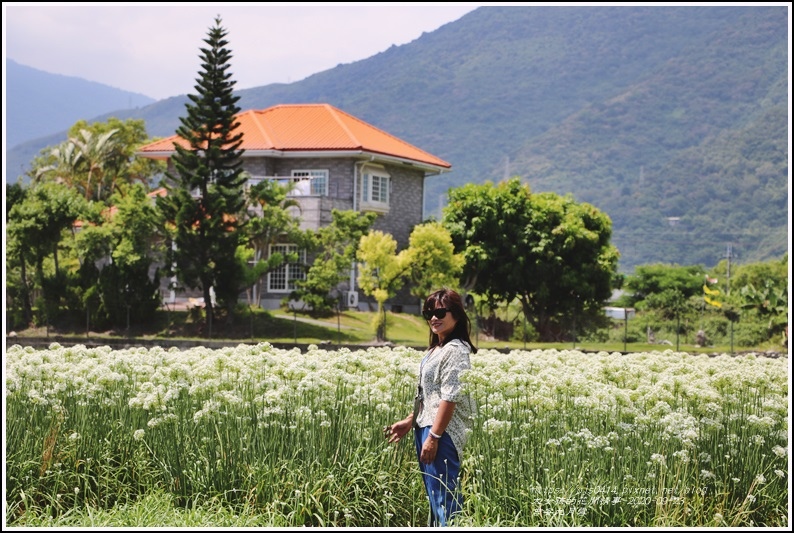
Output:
top-left (5, 343), bottom-right (788, 488)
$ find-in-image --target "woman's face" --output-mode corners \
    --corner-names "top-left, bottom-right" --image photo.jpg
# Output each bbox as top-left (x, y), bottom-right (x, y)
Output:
top-left (427, 302), bottom-right (458, 342)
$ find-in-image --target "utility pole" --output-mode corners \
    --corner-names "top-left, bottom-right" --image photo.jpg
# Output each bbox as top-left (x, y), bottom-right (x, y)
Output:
top-left (725, 243), bottom-right (733, 295)
top-left (726, 243), bottom-right (734, 354)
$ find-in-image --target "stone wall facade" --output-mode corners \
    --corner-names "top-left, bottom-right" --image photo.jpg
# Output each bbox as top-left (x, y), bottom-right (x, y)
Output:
top-left (160, 155), bottom-right (428, 313)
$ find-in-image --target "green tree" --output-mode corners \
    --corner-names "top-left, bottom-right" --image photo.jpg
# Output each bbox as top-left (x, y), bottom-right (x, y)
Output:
top-left (6, 182), bottom-right (87, 326)
top-left (716, 254), bottom-right (788, 298)
top-left (619, 263), bottom-right (708, 309)
top-left (67, 118), bottom-right (165, 190)
top-left (156, 15), bottom-right (246, 336)
top-left (443, 177), bottom-right (619, 341)
top-left (731, 255), bottom-right (788, 334)
top-left (738, 280), bottom-right (787, 334)
top-left (36, 128), bottom-right (121, 202)
top-left (617, 263), bottom-right (715, 348)
top-left (6, 183), bottom-right (32, 326)
top-left (293, 209), bottom-right (377, 314)
top-left (402, 221), bottom-right (464, 302)
top-left (5, 182), bottom-right (26, 217)
top-left (356, 230), bottom-right (410, 342)
top-left (33, 118), bottom-right (164, 203)
top-left (74, 183), bottom-right (163, 329)
top-left (12, 118), bottom-right (165, 329)
top-left (356, 223), bottom-right (464, 341)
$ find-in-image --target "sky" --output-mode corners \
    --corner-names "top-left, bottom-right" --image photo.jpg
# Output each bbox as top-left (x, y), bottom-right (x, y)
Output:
top-left (3, 2), bottom-right (483, 101)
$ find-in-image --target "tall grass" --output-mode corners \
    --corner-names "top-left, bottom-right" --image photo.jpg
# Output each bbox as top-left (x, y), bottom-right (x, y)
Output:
top-left (5, 343), bottom-right (788, 527)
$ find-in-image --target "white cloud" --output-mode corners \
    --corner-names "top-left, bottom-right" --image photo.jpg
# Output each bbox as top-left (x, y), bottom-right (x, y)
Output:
top-left (4, 2), bottom-right (480, 100)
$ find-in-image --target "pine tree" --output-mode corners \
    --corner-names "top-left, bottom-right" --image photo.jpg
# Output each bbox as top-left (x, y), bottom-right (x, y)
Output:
top-left (157, 16), bottom-right (246, 336)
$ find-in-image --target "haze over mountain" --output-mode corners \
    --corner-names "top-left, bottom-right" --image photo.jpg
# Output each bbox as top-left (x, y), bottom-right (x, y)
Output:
top-left (5, 58), bottom-right (156, 148)
top-left (5, 6), bottom-right (788, 273)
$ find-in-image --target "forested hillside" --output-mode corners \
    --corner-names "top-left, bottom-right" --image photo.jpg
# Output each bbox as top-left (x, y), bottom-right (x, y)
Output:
top-left (6, 6), bottom-right (788, 272)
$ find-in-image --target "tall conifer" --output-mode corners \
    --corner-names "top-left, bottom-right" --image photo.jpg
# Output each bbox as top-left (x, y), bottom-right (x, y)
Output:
top-left (157, 16), bottom-right (246, 336)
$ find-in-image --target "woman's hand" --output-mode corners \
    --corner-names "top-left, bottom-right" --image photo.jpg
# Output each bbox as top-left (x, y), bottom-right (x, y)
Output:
top-left (384, 417), bottom-right (412, 444)
top-left (419, 436), bottom-right (439, 464)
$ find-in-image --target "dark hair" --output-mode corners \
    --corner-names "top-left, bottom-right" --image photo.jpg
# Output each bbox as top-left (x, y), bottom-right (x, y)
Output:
top-left (423, 288), bottom-right (478, 354)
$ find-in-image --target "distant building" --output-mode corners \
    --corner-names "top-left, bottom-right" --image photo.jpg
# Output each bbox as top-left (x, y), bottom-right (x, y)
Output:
top-left (604, 307), bottom-right (635, 320)
top-left (137, 103), bottom-right (451, 312)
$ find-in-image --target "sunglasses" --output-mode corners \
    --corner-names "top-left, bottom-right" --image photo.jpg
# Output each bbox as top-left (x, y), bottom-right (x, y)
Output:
top-left (423, 308), bottom-right (452, 320)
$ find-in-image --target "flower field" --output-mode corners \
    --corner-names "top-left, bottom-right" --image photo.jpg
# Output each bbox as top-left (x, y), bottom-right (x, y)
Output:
top-left (5, 342), bottom-right (789, 527)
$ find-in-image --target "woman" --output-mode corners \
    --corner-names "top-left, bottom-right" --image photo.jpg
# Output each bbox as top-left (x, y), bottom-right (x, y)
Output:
top-left (384, 288), bottom-right (477, 526)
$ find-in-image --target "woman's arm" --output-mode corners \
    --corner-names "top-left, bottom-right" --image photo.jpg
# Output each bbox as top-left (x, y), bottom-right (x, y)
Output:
top-left (430, 399), bottom-right (455, 437)
top-left (419, 399), bottom-right (456, 464)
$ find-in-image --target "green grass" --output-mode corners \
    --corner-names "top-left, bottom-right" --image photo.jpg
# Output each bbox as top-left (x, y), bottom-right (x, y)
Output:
top-left (9, 490), bottom-right (273, 528)
top-left (8, 307), bottom-right (783, 356)
top-left (240, 310), bottom-right (783, 355)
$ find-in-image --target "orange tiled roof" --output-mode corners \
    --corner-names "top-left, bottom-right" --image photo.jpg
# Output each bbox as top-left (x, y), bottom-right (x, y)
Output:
top-left (137, 103), bottom-right (450, 170)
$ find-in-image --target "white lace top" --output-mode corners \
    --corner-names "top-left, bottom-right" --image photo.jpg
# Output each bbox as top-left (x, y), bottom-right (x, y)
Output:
top-left (415, 338), bottom-right (476, 454)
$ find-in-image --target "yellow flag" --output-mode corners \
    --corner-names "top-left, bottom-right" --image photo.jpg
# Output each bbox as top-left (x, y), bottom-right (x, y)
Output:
top-left (703, 284), bottom-right (721, 296)
top-left (704, 295), bottom-right (723, 308)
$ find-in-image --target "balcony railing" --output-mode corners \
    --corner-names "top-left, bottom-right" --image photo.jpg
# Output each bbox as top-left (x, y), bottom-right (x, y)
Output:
top-left (247, 175), bottom-right (328, 197)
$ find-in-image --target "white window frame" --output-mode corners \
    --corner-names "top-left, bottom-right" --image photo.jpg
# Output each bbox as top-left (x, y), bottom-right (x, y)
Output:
top-left (267, 244), bottom-right (306, 293)
top-left (361, 166), bottom-right (391, 213)
top-left (291, 169), bottom-right (329, 196)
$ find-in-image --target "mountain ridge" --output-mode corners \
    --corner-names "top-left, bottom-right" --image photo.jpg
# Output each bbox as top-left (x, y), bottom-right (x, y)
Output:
top-left (5, 58), bottom-right (156, 148)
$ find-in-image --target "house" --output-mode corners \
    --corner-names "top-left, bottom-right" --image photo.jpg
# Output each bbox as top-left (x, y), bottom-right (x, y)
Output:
top-left (137, 103), bottom-right (451, 313)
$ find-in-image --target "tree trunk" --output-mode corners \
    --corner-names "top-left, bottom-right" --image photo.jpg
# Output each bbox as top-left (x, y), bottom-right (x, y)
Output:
top-left (52, 242), bottom-right (60, 277)
top-left (203, 285), bottom-right (214, 338)
top-left (376, 304), bottom-right (386, 342)
top-left (19, 256), bottom-right (33, 325)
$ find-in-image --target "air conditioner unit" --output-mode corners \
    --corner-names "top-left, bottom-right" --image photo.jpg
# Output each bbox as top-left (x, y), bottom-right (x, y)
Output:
top-left (347, 291), bottom-right (359, 309)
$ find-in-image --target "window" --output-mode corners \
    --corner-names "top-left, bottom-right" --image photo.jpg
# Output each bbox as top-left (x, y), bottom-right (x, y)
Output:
top-left (267, 244), bottom-right (306, 293)
top-left (361, 168), bottom-right (391, 212)
top-left (291, 169), bottom-right (328, 196)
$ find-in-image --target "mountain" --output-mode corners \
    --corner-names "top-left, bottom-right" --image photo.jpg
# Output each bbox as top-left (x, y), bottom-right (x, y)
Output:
top-left (4, 58), bottom-right (156, 148)
top-left (5, 6), bottom-right (788, 273)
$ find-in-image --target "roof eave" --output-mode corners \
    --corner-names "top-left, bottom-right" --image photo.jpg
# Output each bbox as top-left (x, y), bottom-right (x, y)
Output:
top-left (135, 150), bottom-right (172, 160)
top-left (243, 149), bottom-right (451, 174)
top-left (360, 152), bottom-right (451, 175)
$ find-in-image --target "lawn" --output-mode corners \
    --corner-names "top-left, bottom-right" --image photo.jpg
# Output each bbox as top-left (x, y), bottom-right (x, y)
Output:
top-left (6, 307), bottom-right (784, 356)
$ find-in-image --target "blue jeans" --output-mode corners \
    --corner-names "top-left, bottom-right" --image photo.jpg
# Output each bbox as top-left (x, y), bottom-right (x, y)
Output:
top-left (414, 426), bottom-right (463, 526)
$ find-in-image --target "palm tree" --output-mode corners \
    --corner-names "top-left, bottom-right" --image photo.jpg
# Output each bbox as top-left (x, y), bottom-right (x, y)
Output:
top-left (36, 128), bottom-right (121, 202)
top-left (69, 128), bottom-right (122, 201)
